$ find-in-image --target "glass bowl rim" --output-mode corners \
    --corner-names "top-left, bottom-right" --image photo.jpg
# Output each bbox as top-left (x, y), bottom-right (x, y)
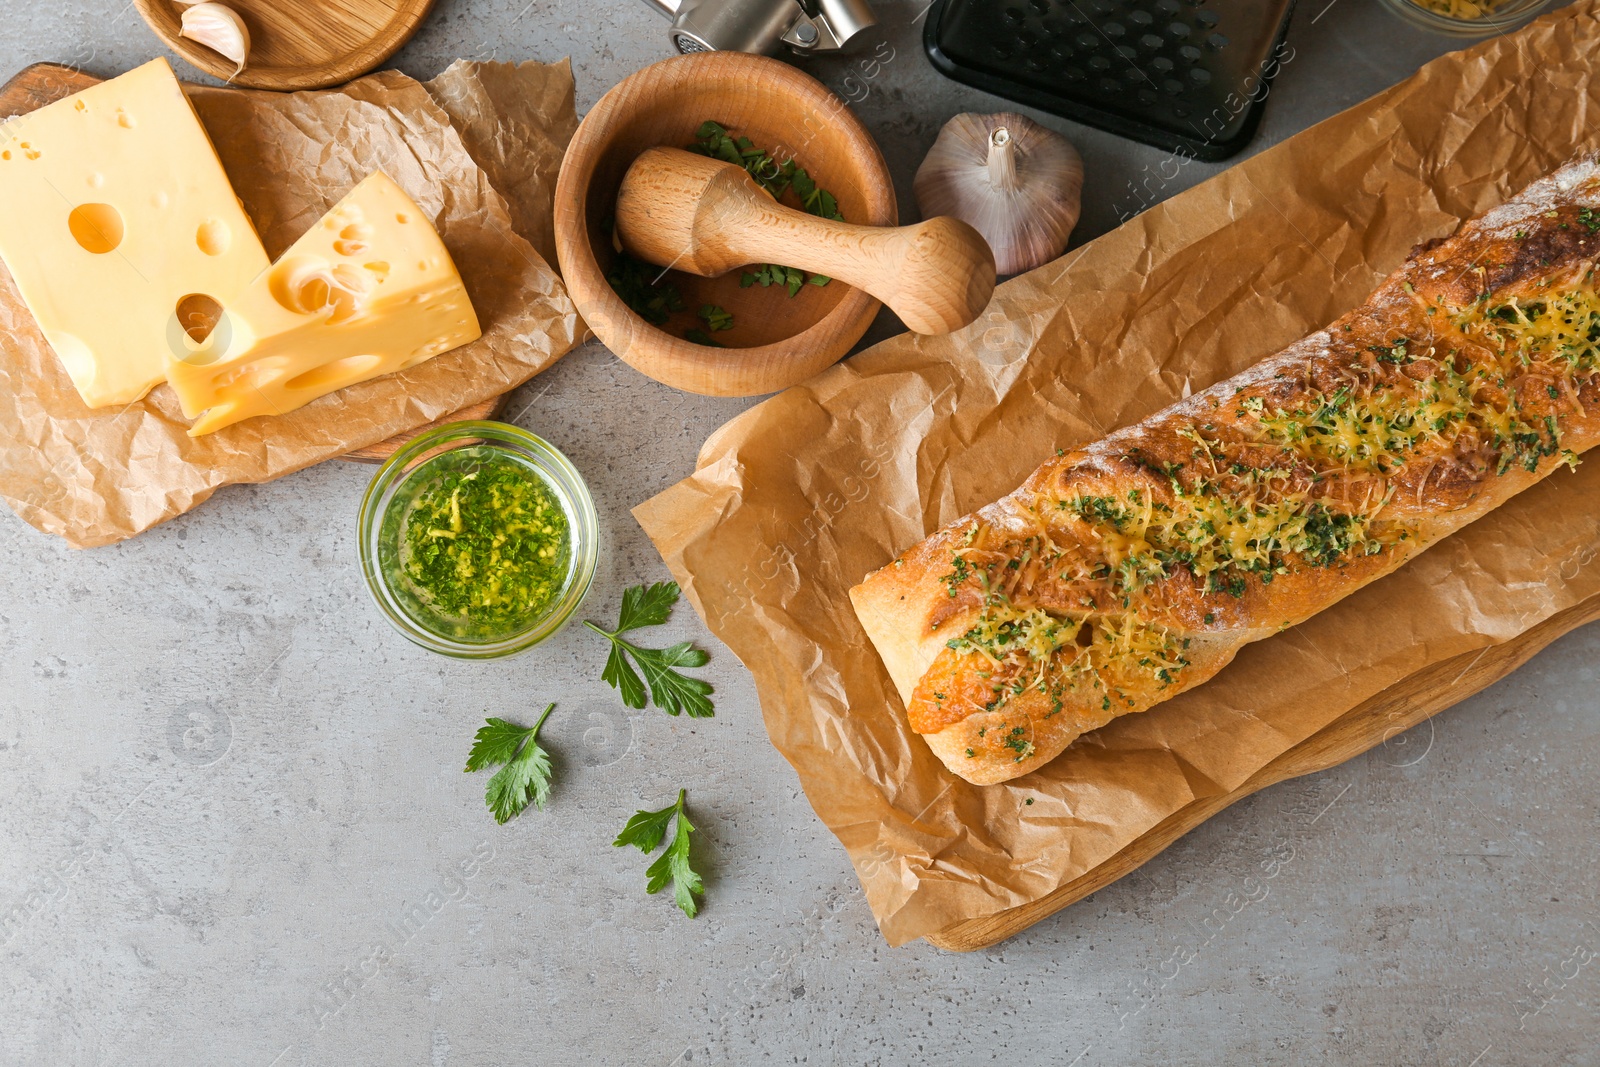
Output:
top-left (1376, 0), bottom-right (1554, 35)
top-left (357, 420), bottom-right (599, 659)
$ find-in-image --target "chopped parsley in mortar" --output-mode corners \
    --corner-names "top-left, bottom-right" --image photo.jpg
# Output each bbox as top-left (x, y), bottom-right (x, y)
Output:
top-left (393, 448), bottom-right (571, 639)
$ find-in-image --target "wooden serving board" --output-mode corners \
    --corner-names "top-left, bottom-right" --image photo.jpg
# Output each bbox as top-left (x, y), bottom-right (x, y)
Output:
top-left (133, 0), bottom-right (435, 91)
top-left (0, 63), bottom-right (504, 464)
top-left (925, 590), bottom-right (1600, 952)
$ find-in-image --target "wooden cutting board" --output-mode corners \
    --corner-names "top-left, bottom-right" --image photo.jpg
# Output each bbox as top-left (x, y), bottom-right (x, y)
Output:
top-left (132, 0), bottom-right (436, 91)
top-left (0, 62), bottom-right (504, 464)
top-left (925, 590), bottom-right (1600, 951)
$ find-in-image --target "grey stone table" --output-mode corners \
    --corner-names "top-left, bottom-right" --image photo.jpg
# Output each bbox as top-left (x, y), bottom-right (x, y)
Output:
top-left (3, 2), bottom-right (1597, 1064)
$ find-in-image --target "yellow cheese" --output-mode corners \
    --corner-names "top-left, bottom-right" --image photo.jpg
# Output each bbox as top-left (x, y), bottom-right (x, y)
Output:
top-left (0, 58), bottom-right (269, 408)
top-left (167, 171), bottom-right (481, 436)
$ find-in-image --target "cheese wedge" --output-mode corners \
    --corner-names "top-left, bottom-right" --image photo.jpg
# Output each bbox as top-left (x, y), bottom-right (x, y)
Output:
top-left (166, 171), bottom-right (481, 436)
top-left (0, 58), bottom-right (270, 408)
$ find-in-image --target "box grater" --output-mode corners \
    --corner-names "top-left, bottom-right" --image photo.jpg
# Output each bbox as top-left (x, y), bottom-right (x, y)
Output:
top-left (923, 0), bottom-right (1297, 160)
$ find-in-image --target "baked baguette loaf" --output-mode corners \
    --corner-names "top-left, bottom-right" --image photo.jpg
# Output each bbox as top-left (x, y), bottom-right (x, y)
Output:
top-left (851, 155), bottom-right (1600, 786)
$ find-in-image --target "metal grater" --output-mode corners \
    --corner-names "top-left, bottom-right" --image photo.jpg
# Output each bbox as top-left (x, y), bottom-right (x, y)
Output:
top-left (924, 0), bottom-right (1296, 160)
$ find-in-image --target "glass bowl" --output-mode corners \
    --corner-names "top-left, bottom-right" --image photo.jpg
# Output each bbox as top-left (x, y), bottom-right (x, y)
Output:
top-left (358, 421), bottom-right (598, 659)
top-left (1377, 0), bottom-right (1554, 36)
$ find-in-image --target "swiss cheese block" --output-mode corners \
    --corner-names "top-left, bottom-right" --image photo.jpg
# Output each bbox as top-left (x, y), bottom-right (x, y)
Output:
top-left (0, 58), bottom-right (269, 408)
top-left (166, 171), bottom-right (482, 436)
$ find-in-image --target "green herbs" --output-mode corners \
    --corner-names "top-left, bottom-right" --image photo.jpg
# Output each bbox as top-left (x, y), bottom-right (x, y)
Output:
top-left (942, 604), bottom-right (1191, 720)
top-left (1061, 479), bottom-right (1391, 602)
top-left (690, 120), bottom-right (841, 297)
top-left (1367, 338), bottom-right (1413, 364)
top-left (1473, 288), bottom-right (1600, 375)
top-left (615, 789), bottom-right (704, 918)
top-left (585, 582), bottom-right (715, 718)
top-left (684, 304), bottom-right (735, 346)
top-left (699, 304), bottom-right (734, 332)
top-left (602, 230), bottom-right (716, 347)
top-left (689, 121), bottom-right (842, 218)
top-left (740, 263), bottom-right (832, 297)
top-left (940, 552), bottom-right (973, 598)
top-left (465, 706), bottom-right (556, 823)
top-left (395, 450), bottom-right (571, 640)
top-left (603, 123), bottom-right (844, 347)
top-left (604, 244), bottom-right (685, 326)
top-left (460, 581), bottom-right (717, 919)
top-left (1003, 725), bottom-right (1036, 763)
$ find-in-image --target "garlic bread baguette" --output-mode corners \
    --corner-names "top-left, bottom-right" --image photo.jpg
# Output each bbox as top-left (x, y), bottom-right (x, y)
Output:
top-left (851, 155), bottom-right (1600, 785)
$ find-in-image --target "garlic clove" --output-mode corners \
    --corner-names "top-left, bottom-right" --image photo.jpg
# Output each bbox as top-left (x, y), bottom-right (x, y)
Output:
top-left (179, 3), bottom-right (251, 78)
top-left (913, 112), bottom-right (1083, 276)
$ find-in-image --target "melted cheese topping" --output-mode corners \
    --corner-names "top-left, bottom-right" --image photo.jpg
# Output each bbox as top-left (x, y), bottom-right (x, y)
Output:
top-left (1252, 284), bottom-right (1596, 483)
top-left (927, 280), bottom-right (1597, 745)
top-left (1060, 477), bottom-right (1394, 599)
top-left (1466, 286), bottom-right (1600, 373)
top-left (944, 601), bottom-right (1190, 735)
top-left (1258, 370), bottom-right (1471, 474)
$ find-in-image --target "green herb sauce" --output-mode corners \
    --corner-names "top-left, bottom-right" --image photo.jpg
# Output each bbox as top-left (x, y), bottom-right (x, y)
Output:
top-left (384, 447), bottom-right (571, 641)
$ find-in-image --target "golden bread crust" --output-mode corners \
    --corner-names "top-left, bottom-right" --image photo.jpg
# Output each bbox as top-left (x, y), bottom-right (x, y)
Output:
top-left (853, 155), bottom-right (1600, 785)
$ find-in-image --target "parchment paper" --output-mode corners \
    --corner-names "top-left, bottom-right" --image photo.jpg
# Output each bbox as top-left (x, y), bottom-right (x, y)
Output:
top-left (424, 59), bottom-right (579, 272)
top-left (0, 61), bottom-right (581, 548)
top-left (634, 3), bottom-right (1600, 946)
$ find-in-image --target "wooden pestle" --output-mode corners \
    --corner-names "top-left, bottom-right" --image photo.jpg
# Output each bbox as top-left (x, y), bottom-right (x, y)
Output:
top-left (614, 147), bottom-right (996, 335)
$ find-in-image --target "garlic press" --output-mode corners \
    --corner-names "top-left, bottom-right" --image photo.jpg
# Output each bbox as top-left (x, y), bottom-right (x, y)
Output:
top-left (634, 0), bottom-right (877, 55)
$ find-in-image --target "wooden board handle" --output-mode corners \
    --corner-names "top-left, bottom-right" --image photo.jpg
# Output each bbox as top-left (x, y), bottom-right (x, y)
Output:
top-left (615, 147), bottom-right (996, 335)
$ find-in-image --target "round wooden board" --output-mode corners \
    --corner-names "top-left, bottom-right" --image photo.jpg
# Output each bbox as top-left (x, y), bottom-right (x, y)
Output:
top-left (133, 0), bottom-right (436, 91)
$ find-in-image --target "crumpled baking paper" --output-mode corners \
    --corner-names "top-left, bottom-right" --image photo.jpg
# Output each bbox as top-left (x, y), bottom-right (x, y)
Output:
top-left (0, 60), bottom-right (581, 547)
top-left (633, 3), bottom-right (1600, 947)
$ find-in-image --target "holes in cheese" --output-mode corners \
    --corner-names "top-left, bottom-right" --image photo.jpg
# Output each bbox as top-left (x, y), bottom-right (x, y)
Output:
top-left (333, 221), bottom-right (374, 257)
top-left (174, 293), bottom-right (224, 343)
top-left (165, 170), bottom-right (482, 437)
top-left (196, 218), bottom-right (231, 257)
top-left (168, 294), bottom-right (234, 369)
top-left (267, 256), bottom-right (371, 324)
top-left (67, 203), bottom-right (124, 254)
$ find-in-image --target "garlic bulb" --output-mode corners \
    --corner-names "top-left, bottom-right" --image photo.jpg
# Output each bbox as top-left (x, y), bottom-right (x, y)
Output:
top-left (179, 3), bottom-right (251, 77)
top-left (913, 112), bottom-right (1082, 276)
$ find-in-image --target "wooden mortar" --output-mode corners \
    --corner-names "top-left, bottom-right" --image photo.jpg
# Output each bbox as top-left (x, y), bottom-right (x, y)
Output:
top-left (554, 52), bottom-right (899, 397)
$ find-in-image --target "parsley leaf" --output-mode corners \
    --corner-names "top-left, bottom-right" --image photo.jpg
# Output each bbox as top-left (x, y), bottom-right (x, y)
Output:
top-left (602, 236), bottom-right (686, 326)
top-left (690, 122), bottom-right (838, 294)
top-left (614, 788), bottom-right (704, 917)
top-left (698, 304), bottom-right (735, 332)
top-left (585, 582), bottom-right (715, 718)
top-left (613, 799), bottom-right (677, 852)
top-left (615, 580), bottom-right (681, 630)
top-left (465, 704), bottom-right (556, 823)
